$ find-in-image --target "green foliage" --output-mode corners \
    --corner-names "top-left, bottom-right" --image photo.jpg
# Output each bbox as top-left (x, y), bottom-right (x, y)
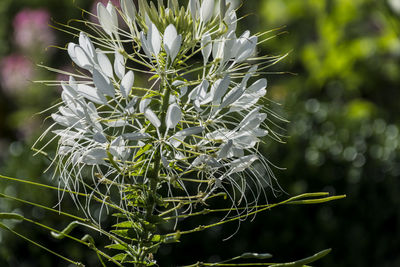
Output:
top-left (0, 172), bottom-right (344, 266)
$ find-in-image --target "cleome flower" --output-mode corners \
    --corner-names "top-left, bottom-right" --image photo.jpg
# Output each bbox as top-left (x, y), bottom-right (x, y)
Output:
top-left (38, 0), bottom-right (285, 221)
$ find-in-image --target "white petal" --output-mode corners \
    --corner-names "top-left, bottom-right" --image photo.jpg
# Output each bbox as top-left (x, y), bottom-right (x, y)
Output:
top-left (166, 103), bottom-right (181, 129)
top-left (230, 155), bottom-right (258, 173)
top-left (188, 80), bottom-right (209, 100)
top-left (212, 38), bottom-right (224, 60)
top-left (226, 0), bottom-right (238, 11)
top-left (59, 106), bottom-right (75, 118)
top-left (170, 35), bottom-right (182, 62)
top-left (218, 140), bottom-right (233, 159)
top-left (94, 132), bottom-right (108, 143)
top-left (169, 94), bottom-right (177, 104)
top-left (120, 70), bottom-right (135, 98)
top-left (79, 32), bottom-right (96, 61)
top-left (201, 34), bottom-right (212, 64)
top-left (121, 0), bottom-right (136, 23)
top-left (122, 132), bottom-right (151, 140)
top-left (140, 31), bottom-right (152, 58)
top-left (69, 75), bottom-right (77, 88)
top-left (53, 129), bottom-right (80, 139)
top-left (225, 9), bottom-right (237, 33)
top-left (231, 147), bottom-right (244, 157)
top-left (61, 81), bottom-right (78, 98)
top-left (61, 92), bottom-right (82, 115)
top-left (109, 136), bottom-right (127, 159)
top-left (219, 0), bottom-right (227, 18)
top-left (51, 114), bottom-right (71, 127)
top-left (241, 65), bottom-right (258, 87)
top-left (212, 75), bottom-right (230, 103)
top-left (163, 24), bottom-right (178, 50)
top-left (247, 78), bottom-right (267, 93)
top-left (243, 114), bottom-right (267, 130)
top-left (144, 108), bottom-right (161, 128)
top-left (220, 86), bottom-right (243, 109)
top-left (172, 80), bottom-right (188, 97)
top-left (169, 127), bottom-right (204, 147)
top-left (232, 30), bottom-right (249, 57)
top-left (139, 98), bottom-right (151, 113)
top-left (148, 23), bottom-right (161, 56)
top-left (236, 35), bottom-right (258, 62)
top-left (252, 128), bottom-right (268, 137)
top-left (75, 45), bottom-right (93, 70)
top-left (93, 69), bottom-right (115, 97)
top-left (126, 97), bottom-right (138, 112)
top-left (106, 1), bottom-right (118, 32)
top-left (189, 0), bottom-right (200, 21)
top-left (97, 3), bottom-right (114, 36)
top-left (205, 128), bottom-right (230, 141)
top-left (161, 155), bottom-right (170, 168)
top-left (230, 91), bottom-right (264, 112)
top-left (97, 51), bottom-right (113, 78)
top-left (233, 133), bottom-right (258, 149)
top-left (77, 84), bottom-right (107, 105)
top-left (106, 119), bottom-right (128, 128)
top-left (67, 43), bottom-right (77, 62)
top-left (82, 148), bottom-right (107, 165)
top-left (114, 52), bottom-right (125, 80)
top-left (223, 31), bottom-right (236, 59)
top-left (164, 24), bottom-right (181, 62)
top-left (176, 127), bottom-right (204, 136)
top-left (169, 135), bottom-right (184, 148)
top-left (58, 146), bottom-right (72, 155)
top-left (200, 0), bottom-right (215, 23)
top-left (238, 107), bottom-right (261, 129)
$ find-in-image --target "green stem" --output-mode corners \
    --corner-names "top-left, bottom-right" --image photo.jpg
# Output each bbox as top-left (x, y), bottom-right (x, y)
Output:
top-left (0, 222), bottom-right (83, 266)
top-left (137, 74), bottom-right (172, 266)
top-left (22, 218), bottom-right (122, 266)
top-left (167, 193), bottom-right (346, 237)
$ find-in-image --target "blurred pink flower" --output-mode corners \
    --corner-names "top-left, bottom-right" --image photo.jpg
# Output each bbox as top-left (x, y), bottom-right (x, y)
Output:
top-left (13, 8), bottom-right (55, 52)
top-left (0, 54), bottom-right (33, 93)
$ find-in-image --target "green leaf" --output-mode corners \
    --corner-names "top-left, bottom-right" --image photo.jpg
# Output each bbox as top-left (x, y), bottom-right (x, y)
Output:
top-left (240, 252), bottom-right (273, 260)
top-left (269, 249), bottom-right (331, 267)
top-left (151, 234), bottom-right (164, 242)
top-left (134, 143), bottom-right (152, 160)
top-left (105, 243), bottom-right (129, 251)
top-left (111, 229), bottom-right (138, 241)
top-left (0, 212), bottom-right (24, 221)
top-left (287, 195), bottom-right (346, 205)
top-left (112, 221), bottom-right (136, 228)
top-left (112, 213), bottom-right (128, 219)
top-left (111, 253), bottom-right (128, 262)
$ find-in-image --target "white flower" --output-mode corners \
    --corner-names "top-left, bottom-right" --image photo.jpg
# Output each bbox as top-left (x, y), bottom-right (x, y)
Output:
top-left (41, 0), bottom-right (284, 220)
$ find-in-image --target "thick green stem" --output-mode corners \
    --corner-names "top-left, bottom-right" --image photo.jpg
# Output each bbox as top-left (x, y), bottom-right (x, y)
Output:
top-left (137, 74), bottom-right (172, 266)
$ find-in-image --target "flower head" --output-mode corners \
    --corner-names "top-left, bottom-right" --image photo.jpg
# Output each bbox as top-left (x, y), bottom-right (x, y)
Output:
top-left (40, 0), bottom-right (283, 220)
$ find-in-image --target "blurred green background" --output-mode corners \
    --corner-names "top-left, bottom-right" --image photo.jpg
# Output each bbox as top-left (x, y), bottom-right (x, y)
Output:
top-left (0, 0), bottom-right (399, 266)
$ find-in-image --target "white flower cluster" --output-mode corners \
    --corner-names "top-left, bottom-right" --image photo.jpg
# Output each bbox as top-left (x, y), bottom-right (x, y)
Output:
top-left (44, 0), bottom-right (279, 211)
